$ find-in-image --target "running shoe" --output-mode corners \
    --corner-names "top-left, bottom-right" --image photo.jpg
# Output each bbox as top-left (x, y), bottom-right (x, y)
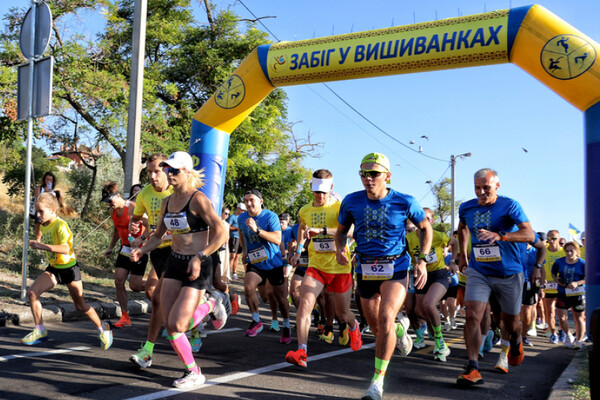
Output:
top-left (443, 322), bottom-right (451, 332)
top-left (315, 324), bottom-right (325, 336)
top-left (361, 382), bottom-right (383, 400)
top-left (491, 328), bottom-right (501, 346)
top-left (270, 320), bottom-right (281, 332)
top-left (573, 341), bottom-right (583, 349)
top-left (198, 323), bottom-right (207, 338)
top-left (349, 321), bottom-right (363, 351)
top-left (209, 293), bottom-right (228, 330)
top-left (232, 273), bottom-right (238, 280)
top-left (494, 351), bottom-right (509, 374)
top-left (361, 325), bottom-right (372, 335)
top-left (130, 347), bottom-right (152, 368)
top-left (280, 327), bottom-right (292, 344)
top-left (433, 344), bottom-right (450, 362)
top-left (339, 326), bottom-right (350, 346)
top-left (523, 337), bottom-right (534, 347)
top-left (536, 319), bottom-right (547, 330)
top-left (99, 322), bottom-right (113, 350)
top-left (21, 328), bottom-right (48, 346)
top-left (549, 334), bottom-right (559, 344)
top-left (395, 316), bottom-right (412, 356)
top-left (558, 330), bottom-right (567, 343)
top-left (113, 314), bottom-right (131, 328)
top-left (482, 329), bottom-right (494, 352)
top-left (245, 320), bottom-right (263, 337)
top-left (456, 365), bottom-right (483, 386)
top-left (190, 326), bottom-right (203, 352)
top-left (527, 327), bottom-right (537, 337)
top-left (543, 327), bottom-right (553, 338)
top-left (451, 318), bottom-right (458, 330)
top-left (230, 293), bottom-right (239, 315)
top-left (161, 328), bottom-right (169, 338)
top-left (413, 337), bottom-right (426, 349)
top-left (319, 331), bottom-right (334, 344)
top-left (508, 340), bottom-right (524, 366)
top-left (285, 348), bottom-right (307, 368)
top-left (172, 370), bottom-right (206, 388)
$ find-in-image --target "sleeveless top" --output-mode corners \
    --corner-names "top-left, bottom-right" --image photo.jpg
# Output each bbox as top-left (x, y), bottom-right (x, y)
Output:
top-left (112, 200), bottom-right (132, 245)
top-left (163, 191), bottom-right (208, 235)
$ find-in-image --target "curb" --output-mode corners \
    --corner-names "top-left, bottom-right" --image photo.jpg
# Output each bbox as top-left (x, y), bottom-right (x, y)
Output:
top-left (548, 345), bottom-right (589, 400)
top-left (0, 299), bottom-right (152, 326)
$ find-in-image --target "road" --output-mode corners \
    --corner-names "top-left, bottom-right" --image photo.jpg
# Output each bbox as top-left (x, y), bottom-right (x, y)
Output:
top-left (0, 306), bottom-right (576, 400)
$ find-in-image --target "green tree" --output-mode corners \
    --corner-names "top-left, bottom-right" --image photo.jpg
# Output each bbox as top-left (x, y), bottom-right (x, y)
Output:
top-left (1, 142), bottom-right (56, 196)
top-left (428, 177), bottom-right (459, 233)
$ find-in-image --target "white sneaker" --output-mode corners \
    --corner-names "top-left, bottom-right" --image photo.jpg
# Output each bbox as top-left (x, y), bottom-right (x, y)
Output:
top-left (172, 370), bottom-right (206, 388)
top-left (232, 273), bottom-right (238, 280)
top-left (433, 344), bottom-right (451, 362)
top-left (395, 316), bottom-right (413, 356)
top-left (527, 328), bottom-right (537, 337)
top-left (494, 351), bottom-right (509, 374)
top-left (451, 318), bottom-right (458, 330)
top-left (536, 321), bottom-right (548, 330)
top-left (208, 292), bottom-right (228, 330)
top-left (565, 334), bottom-right (574, 348)
top-left (361, 382), bottom-right (383, 400)
top-left (443, 322), bottom-right (451, 332)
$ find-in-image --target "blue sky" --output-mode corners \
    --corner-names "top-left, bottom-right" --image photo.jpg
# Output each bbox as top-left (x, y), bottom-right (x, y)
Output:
top-left (3, 0), bottom-right (596, 237)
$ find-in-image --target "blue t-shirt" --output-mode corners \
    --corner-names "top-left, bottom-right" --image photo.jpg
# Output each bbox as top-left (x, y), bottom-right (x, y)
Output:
top-left (551, 257), bottom-right (585, 296)
top-left (227, 214), bottom-right (239, 238)
top-left (282, 227), bottom-right (293, 248)
top-left (238, 209), bottom-right (283, 270)
top-left (459, 195), bottom-right (529, 276)
top-left (521, 234), bottom-right (540, 280)
top-left (338, 189), bottom-right (426, 274)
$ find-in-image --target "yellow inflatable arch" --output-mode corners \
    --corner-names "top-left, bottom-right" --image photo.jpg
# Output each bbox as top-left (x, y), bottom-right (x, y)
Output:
top-left (188, 5), bottom-right (600, 319)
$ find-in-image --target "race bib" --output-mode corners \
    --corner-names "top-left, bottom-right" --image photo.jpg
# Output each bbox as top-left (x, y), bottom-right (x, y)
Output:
top-left (248, 247), bottom-right (268, 264)
top-left (565, 286), bottom-right (585, 297)
top-left (425, 250), bottom-right (438, 264)
top-left (299, 255), bottom-right (309, 267)
top-left (473, 244), bottom-right (502, 262)
top-left (164, 212), bottom-right (190, 235)
top-left (313, 238), bottom-right (335, 253)
top-left (544, 282), bottom-right (558, 290)
top-left (362, 260), bottom-right (394, 280)
top-left (120, 245), bottom-right (132, 256)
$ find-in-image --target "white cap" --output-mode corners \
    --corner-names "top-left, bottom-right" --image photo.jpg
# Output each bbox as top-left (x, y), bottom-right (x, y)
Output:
top-left (311, 177), bottom-right (333, 192)
top-left (160, 151), bottom-right (193, 170)
top-left (237, 202), bottom-right (246, 210)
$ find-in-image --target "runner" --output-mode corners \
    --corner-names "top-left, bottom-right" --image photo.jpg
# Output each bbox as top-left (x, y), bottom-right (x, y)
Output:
top-left (288, 222), bottom-right (309, 309)
top-left (456, 168), bottom-right (534, 387)
top-left (22, 193), bottom-right (113, 350)
top-left (239, 189), bottom-right (291, 343)
top-left (128, 153), bottom-right (174, 368)
top-left (335, 153), bottom-right (432, 400)
top-left (552, 241), bottom-right (586, 349)
top-left (542, 230), bottom-right (566, 344)
top-left (130, 151), bottom-right (227, 388)
top-left (101, 182), bottom-right (148, 328)
top-left (285, 169), bottom-right (362, 368)
top-left (227, 203), bottom-right (245, 280)
top-left (406, 207), bottom-right (454, 362)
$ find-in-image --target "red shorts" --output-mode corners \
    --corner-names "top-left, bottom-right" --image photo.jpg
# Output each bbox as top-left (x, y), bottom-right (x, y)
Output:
top-left (306, 267), bottom-right (353, 293)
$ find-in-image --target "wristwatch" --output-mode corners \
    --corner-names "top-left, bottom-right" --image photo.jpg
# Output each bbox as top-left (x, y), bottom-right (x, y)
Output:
top-left (256, 227), bottom-right (262, 235)
top-left (197, 251), bottom-right (209, 263)
top-left (499, 231), bottom-right (508, 241)
top-left (535, 263), bottom-right (543, 269)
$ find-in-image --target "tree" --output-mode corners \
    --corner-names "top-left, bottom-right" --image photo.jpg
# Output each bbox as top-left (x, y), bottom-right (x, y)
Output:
top-left (428, 177), bottom-right (460, 234)
top-left (1, 0), bottom-right (314, 217)
top-left (1, 142), bottom-right (56, 196)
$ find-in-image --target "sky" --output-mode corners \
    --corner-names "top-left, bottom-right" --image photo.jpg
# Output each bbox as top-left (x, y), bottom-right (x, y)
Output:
top-left (3, 0), bottom-right (597, 237)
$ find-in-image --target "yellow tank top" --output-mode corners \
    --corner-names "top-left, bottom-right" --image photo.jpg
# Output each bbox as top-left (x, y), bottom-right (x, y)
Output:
top-left (40, 217), bottom-right (76, 268)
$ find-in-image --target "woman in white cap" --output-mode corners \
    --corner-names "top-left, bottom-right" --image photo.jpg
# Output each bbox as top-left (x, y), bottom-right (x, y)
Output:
top-left (131, 151), bottom-right (228, 388)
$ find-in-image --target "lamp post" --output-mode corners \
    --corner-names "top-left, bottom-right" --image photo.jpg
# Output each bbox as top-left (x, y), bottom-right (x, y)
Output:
top-left (450, 152), bottom-right (472, 234)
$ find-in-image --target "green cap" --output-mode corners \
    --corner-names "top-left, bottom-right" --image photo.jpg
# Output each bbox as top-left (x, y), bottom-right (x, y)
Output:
top-left (361, 152), bottom-right (390, 172)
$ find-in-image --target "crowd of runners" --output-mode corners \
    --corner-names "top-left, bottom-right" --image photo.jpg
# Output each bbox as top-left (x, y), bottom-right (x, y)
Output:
top-left (20, 151), bottom-right (587, 400)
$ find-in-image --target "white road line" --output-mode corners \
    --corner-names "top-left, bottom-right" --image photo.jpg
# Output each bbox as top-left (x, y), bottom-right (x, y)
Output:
top-left (125, 343), bottom-right (376, 400)
top-left (205, 327), bottom-right (241, 335)
top-left (0, 346), bottom-right (91, 362)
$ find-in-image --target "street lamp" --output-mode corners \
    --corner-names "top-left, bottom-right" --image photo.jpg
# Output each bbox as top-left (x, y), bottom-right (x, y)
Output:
top-left (450, 152), bottom-right (472, 234)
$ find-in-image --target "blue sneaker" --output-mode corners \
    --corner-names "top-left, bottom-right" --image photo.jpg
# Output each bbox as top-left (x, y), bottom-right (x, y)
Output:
top-left (558, 330), bottom-right (567, 343)
top-left (549, 334), bottom-right (559, 344)
top-left (483, 330), bottom-right (494, 352)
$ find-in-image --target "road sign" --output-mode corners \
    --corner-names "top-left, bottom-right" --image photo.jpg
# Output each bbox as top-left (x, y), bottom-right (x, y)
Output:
top-left (19, 2), bottom-right (52, 59)
top-left (16, 56), bottom-right (54, 120)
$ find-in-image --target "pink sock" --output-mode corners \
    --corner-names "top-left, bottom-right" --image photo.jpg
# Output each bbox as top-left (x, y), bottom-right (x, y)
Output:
top-left (188, 299), bottom-right (216, 330)
top-left (169, 332), bottom-right (199, 373)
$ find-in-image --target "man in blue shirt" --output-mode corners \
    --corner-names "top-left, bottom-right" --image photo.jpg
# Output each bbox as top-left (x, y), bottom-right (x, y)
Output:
top-left (456, 168), bottom-right (534, 387)
top-left (227, 203), bottom-right (245, 280)
top-left (239, 190), bottom-right (291, 344)
top-left (335, 153), bottom-right (432, 400)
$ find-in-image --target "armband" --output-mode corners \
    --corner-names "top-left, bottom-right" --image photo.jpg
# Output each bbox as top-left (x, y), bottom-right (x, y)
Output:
top-left (296, 243), bottom-right (304, 254)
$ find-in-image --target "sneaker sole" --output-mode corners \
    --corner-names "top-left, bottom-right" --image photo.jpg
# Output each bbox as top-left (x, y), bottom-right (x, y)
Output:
top-left (285, 355), bottom-right (307, 368)
top-left (494, 366), bottom-right (509, 374)
top-left (21, 336), bottom-right (49, 346)
top-left (456, 377), bottom-right (484, 386)
top-left (129, 356), bottom-right (152, 368)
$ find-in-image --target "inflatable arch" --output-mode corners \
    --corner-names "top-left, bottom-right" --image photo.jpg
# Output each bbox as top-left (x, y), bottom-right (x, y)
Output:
top-left (188, 5), bottom-right (600, 320)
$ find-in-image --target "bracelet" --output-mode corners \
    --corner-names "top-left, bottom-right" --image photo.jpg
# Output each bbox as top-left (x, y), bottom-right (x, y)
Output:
top-left (296, 243), bottom-right (304, 254)
top-left (323, 226), bottom-right (328, 236)
top-left (418, 253), bottom-right (428, 260)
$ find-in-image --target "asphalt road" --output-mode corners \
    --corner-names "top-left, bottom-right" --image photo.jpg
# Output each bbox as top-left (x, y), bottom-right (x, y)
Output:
top-left (0, 306), bottom-right (576, 400)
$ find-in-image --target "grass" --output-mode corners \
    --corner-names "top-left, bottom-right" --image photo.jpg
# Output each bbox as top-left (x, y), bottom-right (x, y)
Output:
top-left (570, 349), bottom-right (591, 400)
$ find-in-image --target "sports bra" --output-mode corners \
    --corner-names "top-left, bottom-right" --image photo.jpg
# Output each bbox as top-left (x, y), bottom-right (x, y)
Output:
top-left (163, 191), bottom-right (208, 235)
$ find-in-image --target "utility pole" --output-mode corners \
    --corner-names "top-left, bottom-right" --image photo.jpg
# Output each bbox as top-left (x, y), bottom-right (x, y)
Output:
top-left (124, 0), bottom-right (148, 197)
top-left (450, 152), bottom-right (471, 234)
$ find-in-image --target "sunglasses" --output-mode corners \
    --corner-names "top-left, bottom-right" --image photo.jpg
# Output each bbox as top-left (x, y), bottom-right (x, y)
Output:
top-left (547, 237), bottom-right (558, 241)
top-left (164, 166), bottom-right (182, 176)
top-left (224, 212), bottom-right (230, 215)
top-left (359, 170), bottom-right (383, 179)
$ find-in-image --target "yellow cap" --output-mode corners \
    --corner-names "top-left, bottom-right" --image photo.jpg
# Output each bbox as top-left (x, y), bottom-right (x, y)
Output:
top-left (360, 153), bottom-right (390, 172)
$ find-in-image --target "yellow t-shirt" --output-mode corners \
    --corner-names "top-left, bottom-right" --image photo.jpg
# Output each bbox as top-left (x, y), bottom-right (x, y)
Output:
top-left (40, 217), bottom-right (76, 268)
top-left (580, 246), bottom-right (585, 260)
top-left (544, 247), bottom-right (566, 294)
top-left (298, 198), bottom-right (350, 274)
top-left (133, 184), bottom-right (173, 248)
top-left (406, 230), bottom-right (449, 272)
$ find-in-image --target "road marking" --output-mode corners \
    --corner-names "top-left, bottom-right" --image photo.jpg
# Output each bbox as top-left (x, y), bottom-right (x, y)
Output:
top-left (125, 343), bottom-right (376, 400)
top-left (205, 327), bottom-right (242, 335)
top-left (414, 336), bottom-right (463, 355)
top-left (0, 346), bottom-right (91, 362)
